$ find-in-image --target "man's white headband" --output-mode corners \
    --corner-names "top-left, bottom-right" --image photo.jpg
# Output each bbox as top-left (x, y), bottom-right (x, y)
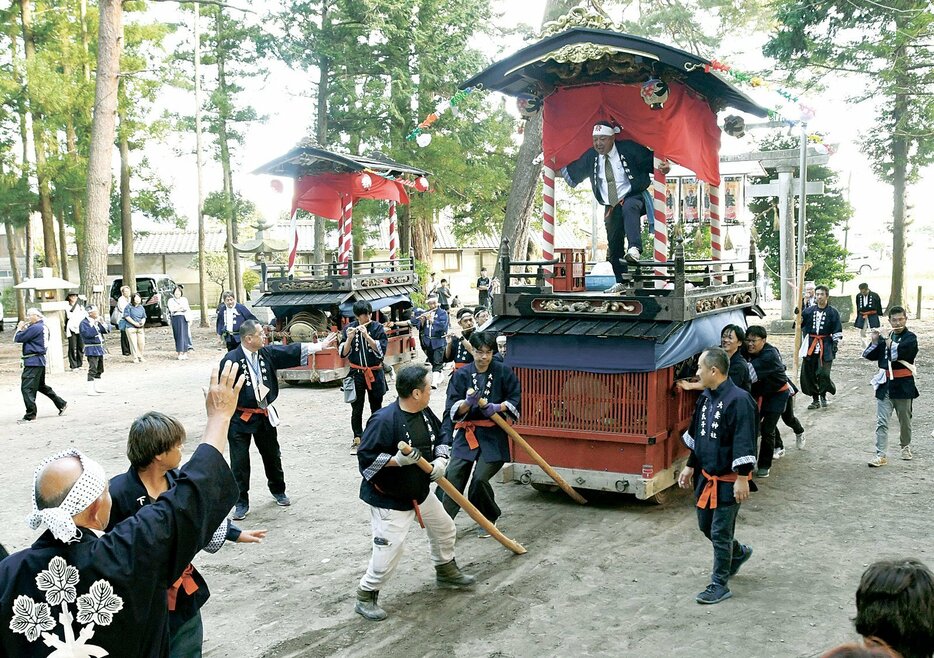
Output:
top-left (593, 124), bottom-right (621, 137)
top-left (27, 449), bottom-right (107, 543)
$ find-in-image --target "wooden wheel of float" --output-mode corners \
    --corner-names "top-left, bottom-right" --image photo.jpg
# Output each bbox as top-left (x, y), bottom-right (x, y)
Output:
top-left (285, 310), bottom-right (329, 342)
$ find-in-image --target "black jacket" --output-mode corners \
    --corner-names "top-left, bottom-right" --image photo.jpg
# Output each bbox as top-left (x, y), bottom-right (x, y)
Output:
top-left (561, 141), bottom-right (655, 205)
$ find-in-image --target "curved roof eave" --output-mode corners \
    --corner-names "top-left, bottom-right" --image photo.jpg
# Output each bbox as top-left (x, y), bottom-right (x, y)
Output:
top-left (461, 28), bottom-right (769, 118)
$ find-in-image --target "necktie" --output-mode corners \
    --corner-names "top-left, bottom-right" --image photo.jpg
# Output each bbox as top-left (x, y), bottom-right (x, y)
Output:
top-left (604, 154), bottom-right (620, 207)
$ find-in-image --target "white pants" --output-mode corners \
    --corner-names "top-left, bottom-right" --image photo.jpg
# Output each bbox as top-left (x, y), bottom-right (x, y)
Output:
top-left (359, 488), bottom-right (456, 592)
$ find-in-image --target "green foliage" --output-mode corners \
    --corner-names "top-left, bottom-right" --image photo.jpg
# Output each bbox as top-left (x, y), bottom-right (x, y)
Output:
top-left (412, 259), bottom-right (431, 308)
top-left (242, 268), bottom-right (260, 298)
top-left (190, 251), bottom-right (228, 290)
top-left (1, 286), bottom-right (16, 316)
top-left (749, 134), bottom-right (852, 297)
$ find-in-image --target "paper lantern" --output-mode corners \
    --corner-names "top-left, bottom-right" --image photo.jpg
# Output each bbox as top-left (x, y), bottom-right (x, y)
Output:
top-left (640, 78), bottom-right (669, 110)
top-left (516, 93), bottom-right (542, 119)
top-left (360, 173), bottom-right (372, 190)
top-left (723, 115), bottom-right (746, 138)
top-left (416, 133), bottom-right (432, 148)
top-left (270, 179), bottom-right (283, 193)
top-left (415, 176), bottom-right (429, 192)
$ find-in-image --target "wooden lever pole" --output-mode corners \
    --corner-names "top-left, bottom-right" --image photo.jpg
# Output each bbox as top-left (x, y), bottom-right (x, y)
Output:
top-left (397, 442), bottom-right (527, 555)
top-left (479, 398), bottom-right (588, 505)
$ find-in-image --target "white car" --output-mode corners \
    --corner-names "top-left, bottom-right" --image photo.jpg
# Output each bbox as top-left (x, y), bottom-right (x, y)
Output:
top-left (845, 253), bottom-right (875, 275)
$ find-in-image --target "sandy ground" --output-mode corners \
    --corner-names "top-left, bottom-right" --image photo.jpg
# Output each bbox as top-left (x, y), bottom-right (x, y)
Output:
top-left (0, 313), bottom-right (932, 658)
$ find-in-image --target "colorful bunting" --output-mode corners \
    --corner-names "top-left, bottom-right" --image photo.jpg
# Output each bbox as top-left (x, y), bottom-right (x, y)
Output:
top-left (405, 86), bottom-right (482, 145)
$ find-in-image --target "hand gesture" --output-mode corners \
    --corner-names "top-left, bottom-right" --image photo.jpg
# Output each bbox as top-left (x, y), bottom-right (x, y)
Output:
top-left (734, 476), bottom-right (750, 502)
top-left (321, 332), bottom-right (338, 347)
top-left (394, 445), bottom-right (422, 466)
top-left (237, 528), bottom-right (268, 544)
top-left (346, 326), bottom-right (357, 340)
top-left (204, 362), bottom-right (244, 420)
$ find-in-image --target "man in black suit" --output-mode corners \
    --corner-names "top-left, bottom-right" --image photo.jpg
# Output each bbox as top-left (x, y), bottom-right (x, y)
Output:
top-left (221, 319), bottom-right (337, 519)
top-left (561, 120), bottom-right (668, 293)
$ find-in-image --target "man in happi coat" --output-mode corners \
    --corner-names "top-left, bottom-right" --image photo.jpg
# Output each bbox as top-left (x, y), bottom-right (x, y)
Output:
top-left (438, 331), bottom-right (520, 535)
top-left (221, 319), bottom-right (336, 520)
top-left (800, 285), bottom-right (843, 409)
top-left (854, 283), bottom-right (884, 347)
top-left (353, 365), bottom-right (474, 621)
top-left (342, 300), bottom-right (390, 456)
top-left (678, 348), bottom-right (758, 605)
top-left (0, 364), bottom-right (243, 657)
top-left (215, 291), bottom-right (257, 352)
top-left (444, 307), bottom-right (477, 372)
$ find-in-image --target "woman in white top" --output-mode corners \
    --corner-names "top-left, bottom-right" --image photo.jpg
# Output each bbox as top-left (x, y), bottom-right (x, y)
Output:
top-left (167, 285), bottom-right (193, 359)
top-left (116, 285), bottom-right (132, 356)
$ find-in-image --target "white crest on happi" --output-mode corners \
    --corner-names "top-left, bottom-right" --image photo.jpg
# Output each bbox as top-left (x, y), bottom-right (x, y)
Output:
top-left (9, 555), bottom-right (124, 657)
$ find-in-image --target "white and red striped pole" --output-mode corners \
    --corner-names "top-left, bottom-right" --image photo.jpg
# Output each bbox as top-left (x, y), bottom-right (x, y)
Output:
top-left (388, 200), bottom-right (398, 267)
top-left (652, 157), bottom-right (668, 288)
top-left (708, 182), bottom-right (722, 284)
top-left (542, 166), bottom-right (556, 279)
top-left (339, 195), bottom-right (353, 269)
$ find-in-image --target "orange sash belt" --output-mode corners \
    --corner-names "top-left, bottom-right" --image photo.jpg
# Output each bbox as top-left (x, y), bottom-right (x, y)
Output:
top-left (887, 368), bottom-right (914, 380)
top-left (455, 419), bottom-right (496, 450)
top-left (350, 363), bottom-right (381, 390)
top-left (453, 361), bottom-right (469, 370)
top-left (697, 469), bottom-right (752, 510)
top-left (861, 310), bottom-right (877, 318)
top-left (237, 406), bottom-right (267, 422)
top-left (168, 564), bottom-right (199, 611)
top-left (757, 382), bottom-right (790, 412)
top-left (807, 334), bottom-right (830, 365)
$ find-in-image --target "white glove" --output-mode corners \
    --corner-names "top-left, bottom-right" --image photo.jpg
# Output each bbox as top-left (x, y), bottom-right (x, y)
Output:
top-left (429, 457), bottom-right (448, 482)
top-left (394, 446), bottom-right (421, 466)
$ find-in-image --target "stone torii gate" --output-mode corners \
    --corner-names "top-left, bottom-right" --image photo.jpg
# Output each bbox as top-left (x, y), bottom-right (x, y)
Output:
top-left (724, 146), bottom-right (831, 321)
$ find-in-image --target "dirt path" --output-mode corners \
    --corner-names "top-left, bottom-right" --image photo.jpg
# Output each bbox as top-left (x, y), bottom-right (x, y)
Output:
top-left (0, 318), bottom-right (931, 657)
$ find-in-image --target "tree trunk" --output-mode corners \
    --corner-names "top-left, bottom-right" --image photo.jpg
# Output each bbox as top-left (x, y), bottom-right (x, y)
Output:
top-left (83, 0), bottom-right (122, 310)
top-left (410, 207), bottom-right (435, 264)
top-left (57, 207), bottom-right (69, 282)
top-left (398, 203), bottom-right (411, 258)
top-left (215, 9), bottom-right (239, 299)
top-left (119, 110), bottom-right (136, 293)
top-left (19, 0), bottom-right (60, 277)
top-left (194, 3), bottom-right (208, 326)
top-left (25, 221), bottom-right (33, 282)
top-left (494, 0), bottom-right (575, 282)
top-left (888, 23), bottom-right (909, 310)
top-left (313, 5), bottom-right (330, 264)
top-left (497, 112), bottom-right (543, 279)
top-left (5, 222), bottom-right (25, 320)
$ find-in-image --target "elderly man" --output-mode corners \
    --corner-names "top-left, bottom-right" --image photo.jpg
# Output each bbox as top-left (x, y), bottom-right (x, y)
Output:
top-left (560, 120), bottom-right (668, 293)
top-left (215, 291), bottom-right (257, 352)
top-left (14, 308), bottom-right (67, 423)
top-left (0, 364), bottom-right (243, 656)
top-left (80, 305), bottom-right (110, 396)
top-left (222, 319), bottom-right (337, 520)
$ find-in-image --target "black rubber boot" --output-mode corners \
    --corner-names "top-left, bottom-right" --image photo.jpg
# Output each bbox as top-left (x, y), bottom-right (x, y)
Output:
top-left (435, 559), bottom-right (476, 589)
top-left (354, 588), bottom-right (388, 621)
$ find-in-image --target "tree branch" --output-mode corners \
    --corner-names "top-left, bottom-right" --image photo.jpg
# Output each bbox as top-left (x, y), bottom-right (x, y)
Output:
top-left (143, 0), bottom-right (255, 13)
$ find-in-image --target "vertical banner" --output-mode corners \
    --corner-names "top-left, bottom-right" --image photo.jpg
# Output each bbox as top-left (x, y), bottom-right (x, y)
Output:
top-left (683, 177), bottom-right (699, 223)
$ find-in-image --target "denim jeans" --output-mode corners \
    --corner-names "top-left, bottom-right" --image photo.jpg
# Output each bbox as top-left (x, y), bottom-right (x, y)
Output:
top-left (875, 395), bottom-right (913, 456)
top-left (696, 503), bottom-right (743, 586)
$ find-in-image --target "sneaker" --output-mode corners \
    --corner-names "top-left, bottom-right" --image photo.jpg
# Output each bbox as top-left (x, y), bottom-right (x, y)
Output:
top-left (807, 400), bottom-right (821, 410)
top-left (820, 397), bottom-right (828, 408)
top-left (603, 282), bottom-right (627, 294)
top-left (795, 433), bottom-right (806, 449)
top-left (755, 468), bottom-right (770, 478)
top-left (351, 437), bottom-right (361, 455)
top-left (17, 417), bottom-right (35, 425)
top-left (696, 583), bottom-right (732, 605)
top-left (58, 402), bottom-right (68, 416)
top-left (273, 493), bottom-right (291, 507)
top-left (773, 447), bottom-right (785, 460)
top-left (868, 455), bottom-right (887, 468)
top-left (232, 502), bottom-right (249, 520)
top-left (729, 545), bottom-right (753, 577)
top-left (624, 247), bottom-right (642, 264)
top-left (901, 446), bottom-right (913, 461)
top-left (478, 524), bottom-right (496, 539)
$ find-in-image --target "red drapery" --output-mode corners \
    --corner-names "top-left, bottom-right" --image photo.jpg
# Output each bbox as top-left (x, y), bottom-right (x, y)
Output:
top-left (542, 81), bottom-right (722, 185)
top-left (291, 172), bottom-right (411, 219)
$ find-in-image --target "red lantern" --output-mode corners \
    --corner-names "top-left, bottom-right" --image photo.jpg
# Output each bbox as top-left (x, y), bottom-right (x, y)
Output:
top-left (415, 176), bottom-right (429, 192)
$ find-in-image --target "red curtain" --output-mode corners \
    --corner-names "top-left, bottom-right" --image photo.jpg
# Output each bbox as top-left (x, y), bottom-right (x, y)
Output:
top-left (542, 81), bottom-right (722, 184)
top-left (291, 173), bottom-right (410, 219)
